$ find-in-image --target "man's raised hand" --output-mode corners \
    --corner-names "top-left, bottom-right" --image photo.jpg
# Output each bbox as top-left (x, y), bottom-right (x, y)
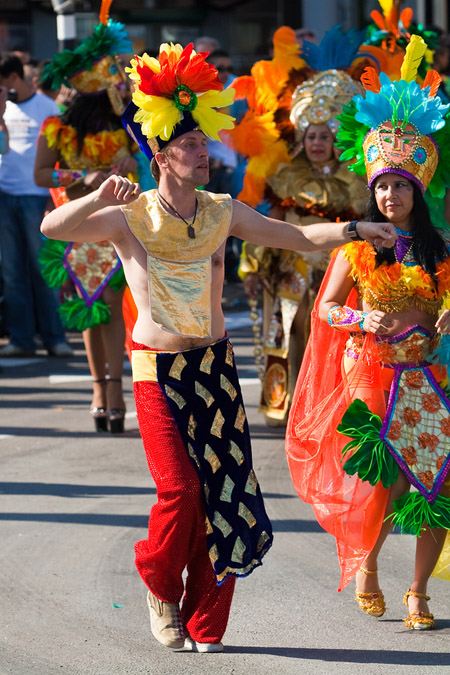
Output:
top-left (356, 222), bottom-right (397, 248)
top-left (96, 175), bottom-right (141, 206)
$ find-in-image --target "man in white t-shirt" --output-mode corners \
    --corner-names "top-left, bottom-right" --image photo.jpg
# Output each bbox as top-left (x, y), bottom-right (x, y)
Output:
top-left (0, 53), bottom-right (72, 357)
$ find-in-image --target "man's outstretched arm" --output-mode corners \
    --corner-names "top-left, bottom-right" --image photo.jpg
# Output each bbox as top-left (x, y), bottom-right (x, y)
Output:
top-left (230, 199), bottom-right (396, 250)
top-left (41, 175), bottom-right (141, 243)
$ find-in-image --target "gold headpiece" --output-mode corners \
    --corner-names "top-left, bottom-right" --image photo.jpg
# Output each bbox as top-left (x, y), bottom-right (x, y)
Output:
top-left (290, 70), bottom-right (363, 139)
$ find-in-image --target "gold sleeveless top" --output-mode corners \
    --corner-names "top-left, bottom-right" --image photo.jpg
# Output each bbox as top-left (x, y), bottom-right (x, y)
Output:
top-left (121, 189), bottom-right (232, 337)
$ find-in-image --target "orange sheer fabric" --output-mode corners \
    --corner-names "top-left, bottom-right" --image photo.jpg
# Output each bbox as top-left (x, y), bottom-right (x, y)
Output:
top-left (123, 286), bottom-right (138, 361)
top-left (286, 255), bottom-right (389, 590)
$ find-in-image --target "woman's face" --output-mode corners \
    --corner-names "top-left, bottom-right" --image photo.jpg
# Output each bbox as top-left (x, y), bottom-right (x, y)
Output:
top-left (303, 124), bottom-right (334, 164)
top-left (373, 173), bottom-right (414, 227)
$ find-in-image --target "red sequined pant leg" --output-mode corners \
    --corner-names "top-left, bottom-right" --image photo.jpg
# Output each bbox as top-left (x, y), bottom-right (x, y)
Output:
top-left (133, 380), bottom-right (235, 643)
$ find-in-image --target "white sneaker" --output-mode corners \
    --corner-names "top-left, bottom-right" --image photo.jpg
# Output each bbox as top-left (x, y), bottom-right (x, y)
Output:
top-left (146, 591), bottom-right (185, 649)
top-left (48, 342), bottom-right (74, 357)
top-left (184, 636), bottom-right (224, 653)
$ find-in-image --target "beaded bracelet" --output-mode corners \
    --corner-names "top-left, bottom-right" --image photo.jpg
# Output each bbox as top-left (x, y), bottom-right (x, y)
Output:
top-left (328, 304), bottom-right (368, 331)
top-left (52, 168), bottom-right (87, 188)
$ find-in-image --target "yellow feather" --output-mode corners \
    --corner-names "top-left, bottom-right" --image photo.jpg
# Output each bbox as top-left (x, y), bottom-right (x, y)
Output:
top-left (378, 0), bottom-right (393, 18)
top-left (400, 34), bottom-right (427, 82)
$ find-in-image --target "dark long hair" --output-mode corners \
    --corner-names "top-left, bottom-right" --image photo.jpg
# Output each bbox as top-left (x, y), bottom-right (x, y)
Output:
top-left (60, 92), bottom-right (125, 155)
top-left (365, 182), bottom-right (447, 278)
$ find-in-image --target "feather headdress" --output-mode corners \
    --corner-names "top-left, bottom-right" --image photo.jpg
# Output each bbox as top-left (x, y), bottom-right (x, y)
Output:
top-left (226, 25), bottom-right (366, 207)
top-left (44, 0), bottom-right (132, 114)
top-left (122, 42), bottom-right (235, 160)
top-left (336, 35), bottom-right (450, 196)
top-left (357, 0), bottom-right (438, 81)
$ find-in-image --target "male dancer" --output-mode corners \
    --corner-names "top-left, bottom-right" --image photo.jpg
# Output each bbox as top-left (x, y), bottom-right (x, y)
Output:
top-left (41, 44), bottom-right (396, 654)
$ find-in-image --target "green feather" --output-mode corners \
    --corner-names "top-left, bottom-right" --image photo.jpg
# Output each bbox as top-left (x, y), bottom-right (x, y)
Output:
top-left (391, 492), bottom-right (450, 536)
top-left (108, 266), bottom-right (126, 292)
top-left (335, 100), bottom-right (370, 175)
top-left (58, 297), bottom-right (111, 331)
top-left (38, 239), bottom-right (69, 288)
top-left (338, 399), bottom-right (399, 487)
top-left (427, 113), bottom-right (450, 202)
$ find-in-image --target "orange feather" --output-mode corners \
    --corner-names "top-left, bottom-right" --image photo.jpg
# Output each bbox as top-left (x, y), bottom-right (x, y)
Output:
top-left (422, 69), bottom-right (442, 97)
top-left (99, 0), bottom-right (113, 24)
top-left (360, 66), bottom-right (381, 93)
top-left (386, 7), bottom-right (400, 35)
top-left (370, 10), bottom-right (387, 31)
top-left (400, 7), bottom-right (413, 29)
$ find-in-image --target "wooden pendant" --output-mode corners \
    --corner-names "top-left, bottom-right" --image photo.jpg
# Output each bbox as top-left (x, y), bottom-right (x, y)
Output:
top-left (188, 224), bottom-right (196, 239)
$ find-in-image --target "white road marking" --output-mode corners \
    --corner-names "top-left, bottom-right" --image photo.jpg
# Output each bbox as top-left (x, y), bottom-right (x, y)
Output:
top-left (224, 310), bottom-right (253, 329)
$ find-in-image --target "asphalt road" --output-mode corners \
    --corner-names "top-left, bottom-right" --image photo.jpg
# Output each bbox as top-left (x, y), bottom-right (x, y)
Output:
top-left (1, 304), bottom-right (450, 675)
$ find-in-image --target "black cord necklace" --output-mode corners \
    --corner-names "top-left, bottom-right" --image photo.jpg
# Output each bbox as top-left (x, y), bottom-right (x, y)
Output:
top-left (157, 192), bottom-right (197, 239)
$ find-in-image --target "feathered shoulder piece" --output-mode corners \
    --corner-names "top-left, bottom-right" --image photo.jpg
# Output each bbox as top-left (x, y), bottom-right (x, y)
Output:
top-left (224, 26), bottom-right (303, 206)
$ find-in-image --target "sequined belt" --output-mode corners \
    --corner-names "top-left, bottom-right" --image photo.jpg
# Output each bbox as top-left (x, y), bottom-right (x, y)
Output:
top-left (345, 326), bottom-right (439, 365)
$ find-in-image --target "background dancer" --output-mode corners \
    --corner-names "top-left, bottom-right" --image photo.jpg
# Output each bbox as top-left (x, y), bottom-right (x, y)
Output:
top-left (231, 26), bottom-right (368, 425)
top-left (34, 2), bottom-right (136, 432)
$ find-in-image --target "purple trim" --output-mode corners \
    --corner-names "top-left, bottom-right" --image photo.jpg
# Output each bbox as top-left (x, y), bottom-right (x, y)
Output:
top-left (376, 324), bottom-right (434, 345)
top-left (380, 364), bottom-right (450, 502)
top-left (63, 242), bottom-right (122, 308)
top-left (368, 167), bottom-right (425, 194)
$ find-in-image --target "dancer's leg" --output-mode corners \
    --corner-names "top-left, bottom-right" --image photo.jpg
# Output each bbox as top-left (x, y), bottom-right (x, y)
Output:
top-left (82, 324), bottom-right (107, 410)
top-left (101, 285), bottom-right (126, 411)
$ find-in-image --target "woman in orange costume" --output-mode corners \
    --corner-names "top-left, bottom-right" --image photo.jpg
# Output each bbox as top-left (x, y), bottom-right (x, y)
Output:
top-left (34, 3), bottom-right (136, 432)
top-left (286, 37), bottom-right (450, 630)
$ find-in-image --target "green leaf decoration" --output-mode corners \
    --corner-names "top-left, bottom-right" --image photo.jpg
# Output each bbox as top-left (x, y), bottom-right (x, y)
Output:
top-left (38, 239), bottom-right (69, 288)
top-left (338, 399), bottom-right (399, 487)
top-left (391, 491), bottom-right (450, 536)
top-left (58, 297), bottom-right (111, 331)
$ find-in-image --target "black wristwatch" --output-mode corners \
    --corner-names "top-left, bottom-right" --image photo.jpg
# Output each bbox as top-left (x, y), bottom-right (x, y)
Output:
top-left (347, 220), bottom-right (364, 241)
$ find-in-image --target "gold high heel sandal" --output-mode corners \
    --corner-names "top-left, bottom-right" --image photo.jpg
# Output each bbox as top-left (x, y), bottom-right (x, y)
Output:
top-left (355, 567), bottom-right (386, 617)
top-left (403, 589), bottom-right (435, 630)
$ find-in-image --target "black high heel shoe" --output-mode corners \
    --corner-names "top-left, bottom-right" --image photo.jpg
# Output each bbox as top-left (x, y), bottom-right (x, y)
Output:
top-left (107, 378), bottom-right (126, 434)
top-left (90, 379), bottom-right (108, 432)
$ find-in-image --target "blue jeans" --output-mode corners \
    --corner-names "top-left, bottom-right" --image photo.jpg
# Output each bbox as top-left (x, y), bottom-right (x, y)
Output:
top-left (0, 191), bottom-right (66, 351)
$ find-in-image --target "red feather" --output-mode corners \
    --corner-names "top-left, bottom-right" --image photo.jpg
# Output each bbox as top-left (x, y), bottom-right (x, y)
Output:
top-left (422, 69), bottom-right (442, 97)
top-left (360, 67), bottom-right (381, 93)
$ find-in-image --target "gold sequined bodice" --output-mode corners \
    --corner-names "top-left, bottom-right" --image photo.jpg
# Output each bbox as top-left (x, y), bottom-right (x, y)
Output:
top-left (121, 190), bottom-right (232, 338)
top-left (343, 241), bottom-right (450, 315)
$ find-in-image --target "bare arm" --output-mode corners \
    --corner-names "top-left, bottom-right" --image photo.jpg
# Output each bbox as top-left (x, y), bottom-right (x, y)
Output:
top-left (0, 87), bottom-right (9, 154)
top-left (34, 134), bottom-right (60, 187)
top-left (230, 199), bottom-right (397, 251)
top-left (318, 251), bottom-right (356, 323)
top-left (40, 174), bottom-right (141, 244)
top-left (319, 249), bottom-right (394, 334)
